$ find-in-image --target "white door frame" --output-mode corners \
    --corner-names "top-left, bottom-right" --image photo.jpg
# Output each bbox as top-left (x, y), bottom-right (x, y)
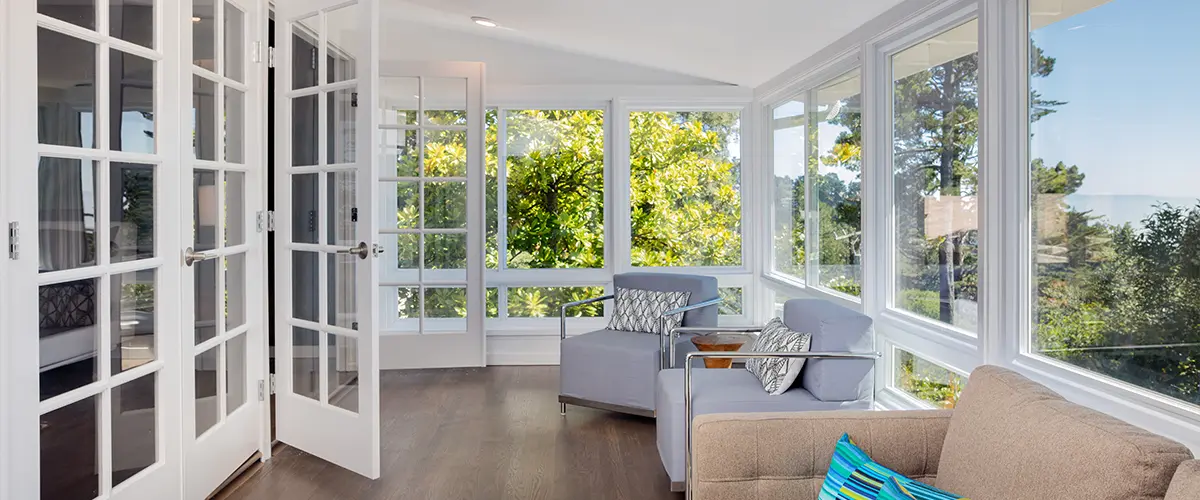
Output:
top-left (273, 0), bottom-right (381, 479)
top-left (179, 0), bottom-right (269, 496)
top-left (4, 0), bottom-right (184, 496)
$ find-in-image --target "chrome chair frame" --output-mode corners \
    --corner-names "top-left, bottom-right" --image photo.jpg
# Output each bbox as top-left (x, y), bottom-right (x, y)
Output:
top-left (682, 350), bottom-right (881, 499)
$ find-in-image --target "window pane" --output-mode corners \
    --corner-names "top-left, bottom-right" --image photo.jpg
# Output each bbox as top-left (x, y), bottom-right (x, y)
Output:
top-left (328, 333), bottom-right (358, 413)
top-left (112, 269), bottom-right (156, 375)
top-left (891, 20), bottom-right (980, 332)
top-left (193, 76), bottom-right (217, 161)
top-left (112, 373), bottom-right (156, 486)
top-left (424, 129), bottom-right (467, 177)
top-left (424, 182), bottom-right (466, 228)
top-left (507, 286), bottom-right (606, 318)
top-left (771, 100), bottom-right (806, 279)
top-left (38, 29), bottom-right (97, 149)
top-left (814, 70), bottom-right (863, 296)
top-left (111, 49), bottom-right (155, 154)
top-left (424, 287), bottom-right (466, 318)
top-left (40, 0), bottom-right (96, 30)
top-left (718, 287), bottom-right (743, 316)
top-left (224, 2), bottom-right (245, 82)
top-left (894, 349), bottom-right (963, 408)
top-left (112, 163), bottom-right (155, 263)
top-left (39, 279), bottom-right (99, 401)
top-left (486, 109), bottom-right (499, 269)
top-left (630, 111), bottom-right (742, 267)
top-left (195, 345), bottom-right (219, 436)
top-left (38, 158), bottom-right (98, 272)
top-left (423, 234), bottom-right (465, 269)
top-left (505, 110), bottom-right (605, 269)
top-left (41, 395), bottom-right (99, 500)
top-left (292, 327), bottom-right (319, 400)
top-left (193, 0), bottom-right (216, 70)
top-left (1029, 0), bottom-right (1200, 405)
top-left (111, 0), bottom-right (154, 48)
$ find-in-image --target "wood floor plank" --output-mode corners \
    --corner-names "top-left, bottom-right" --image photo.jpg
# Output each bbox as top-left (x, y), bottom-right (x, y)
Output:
top-left (223, 366), bottom-right (678, 500)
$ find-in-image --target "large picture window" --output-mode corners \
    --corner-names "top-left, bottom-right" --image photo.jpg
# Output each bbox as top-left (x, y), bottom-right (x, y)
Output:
top-left (1029, 0), bottom-right (1200, 405)
top-left (629, 111), bottom-right (742, 267)
top-left (503, 110), bottom-right (605, 269)
top-left (890, 20), bottom-right (980, 332)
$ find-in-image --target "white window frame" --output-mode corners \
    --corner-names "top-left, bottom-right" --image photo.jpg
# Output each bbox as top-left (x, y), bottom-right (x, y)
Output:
top-left (760, 54), bottom-right (866, 310)
top-left (754, 0), bottom-right (1200, 452)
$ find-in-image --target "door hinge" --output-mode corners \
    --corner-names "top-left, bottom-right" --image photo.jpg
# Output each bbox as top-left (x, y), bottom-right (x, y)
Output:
top-left (257, 379), bottom-right (265, 401)
top-left (256, 210), bottom-right (265, 232)
top-left (7, 222), bottom-right (18, 260)
top-left (252, 41), bottom-right (262, 63)
top-left (266, 211), bottom-right (276, 232)
top-left (267, 46), bottom-right (276, 68)
top-left (269, 373), bottom-right (276, 395)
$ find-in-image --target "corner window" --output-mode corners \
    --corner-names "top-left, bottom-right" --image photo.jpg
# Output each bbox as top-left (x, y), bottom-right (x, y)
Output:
top-left (771, 100), bottom-right (806, 279)
top-left (630, 111), bottom-right (742, 267)
top-left (1029, 0), bottom-right (1200, 405)
top-left (890, 19), bottom-right (980, 332)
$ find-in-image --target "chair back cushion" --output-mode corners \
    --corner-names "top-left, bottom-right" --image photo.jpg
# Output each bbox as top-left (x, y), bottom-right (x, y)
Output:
top-left (613, 272), bottom-right (718, 327)
top-left (606, 287), bottom-right (689, 335)
top-left (784, 299), bottom-right (874, 402)
top-left (936, 365), bottom-right (1194, 500)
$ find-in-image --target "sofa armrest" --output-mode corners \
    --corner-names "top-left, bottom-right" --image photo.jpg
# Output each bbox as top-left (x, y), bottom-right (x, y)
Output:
top-left (692, 410), bottom-right (954, 500)
top-left (1167, 460), bottom-right (1200, 500)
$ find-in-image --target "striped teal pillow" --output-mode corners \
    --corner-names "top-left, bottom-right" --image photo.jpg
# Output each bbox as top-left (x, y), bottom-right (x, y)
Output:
top-left (819, 434), bottom-right (967, 500)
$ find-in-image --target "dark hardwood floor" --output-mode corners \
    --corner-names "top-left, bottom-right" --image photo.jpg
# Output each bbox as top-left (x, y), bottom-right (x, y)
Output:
top-left (221, 366), bottom-right (680, 500)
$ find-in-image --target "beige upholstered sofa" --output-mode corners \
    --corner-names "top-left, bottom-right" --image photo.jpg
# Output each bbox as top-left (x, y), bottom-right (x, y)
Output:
top-left (691, 365), bottom-right (1198, 500)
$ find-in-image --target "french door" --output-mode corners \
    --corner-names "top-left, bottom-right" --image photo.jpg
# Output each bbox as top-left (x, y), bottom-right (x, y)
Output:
top-left (5, 0), bottom-right (184, 497)
top-left (181, 0), bottom-right (267, 497)
top-left (376, 62), bottom-right (486, 369)
top-left (273, 0), bottom-right (382, 479)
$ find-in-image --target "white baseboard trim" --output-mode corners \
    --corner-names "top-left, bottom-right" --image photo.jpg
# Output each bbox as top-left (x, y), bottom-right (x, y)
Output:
top-left (486, 335), bottom-right (560, 365)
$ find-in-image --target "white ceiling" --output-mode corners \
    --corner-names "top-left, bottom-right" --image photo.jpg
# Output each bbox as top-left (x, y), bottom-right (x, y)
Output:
top-left (381, 0), bottom-right (905, 87)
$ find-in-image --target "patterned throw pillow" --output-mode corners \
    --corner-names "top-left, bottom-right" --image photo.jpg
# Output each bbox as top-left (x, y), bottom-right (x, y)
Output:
top-left (606, 287), bottom-right (691, 335)
top-left (819, 434), bottom-right (967, 500)
top-left (745, 317), bottom-right (812, 395)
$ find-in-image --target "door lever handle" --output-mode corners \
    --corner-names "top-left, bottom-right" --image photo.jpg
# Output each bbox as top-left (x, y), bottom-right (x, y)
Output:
top-left (184, 247), bottom-right (217, 266)
top-left (337, 241), bottom-right (370, 260)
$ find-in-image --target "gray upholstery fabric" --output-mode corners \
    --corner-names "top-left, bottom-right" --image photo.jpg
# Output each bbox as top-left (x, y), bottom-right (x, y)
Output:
top-left (655, 368), bottom-right (871, 482)
top-left (613, 273), bottom-right (719, 327)
top-left (560, 329), bottom-right (699, 412)
top-left (784, 299), bottom-right (875, 402)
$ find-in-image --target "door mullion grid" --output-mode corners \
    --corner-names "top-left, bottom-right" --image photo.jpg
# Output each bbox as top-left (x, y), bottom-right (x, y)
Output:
top-left (316, 8), bottom-right (332, 405)
top-left (416, 76), bottom-right (426, 335)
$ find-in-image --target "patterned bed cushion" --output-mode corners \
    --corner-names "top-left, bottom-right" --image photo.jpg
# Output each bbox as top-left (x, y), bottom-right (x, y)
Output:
top-left (606, 287), bottom-right (690, 335)
top-left (745, 317), bottom-right (812, 395)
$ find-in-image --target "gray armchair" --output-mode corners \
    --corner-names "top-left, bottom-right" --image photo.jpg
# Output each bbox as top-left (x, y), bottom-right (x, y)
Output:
top-left (559, 272), bottom-right (721, 417)
top-left (655, 298), bottom-right (878, 491)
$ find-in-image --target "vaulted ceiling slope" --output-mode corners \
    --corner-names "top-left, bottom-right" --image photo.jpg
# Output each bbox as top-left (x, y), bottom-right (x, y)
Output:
top-left (383, 0), bottom-right (905, 87)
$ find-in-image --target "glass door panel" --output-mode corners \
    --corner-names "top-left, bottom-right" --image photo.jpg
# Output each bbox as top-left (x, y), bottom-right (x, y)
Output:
top-left (274, 0), bottom-right (381, 479)
top-left (182, 0), bottom-right (264, 498)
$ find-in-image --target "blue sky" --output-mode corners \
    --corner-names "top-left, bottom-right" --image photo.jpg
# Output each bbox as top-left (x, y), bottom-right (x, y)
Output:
top-left (1032, 0), bottom-right (1200, 200)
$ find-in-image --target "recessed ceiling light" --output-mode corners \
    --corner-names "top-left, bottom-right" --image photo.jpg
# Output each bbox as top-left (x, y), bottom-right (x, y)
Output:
top-left (192, 16), bottom-right (202, 22)
top-left (471, 16), bottom-right (497, 28)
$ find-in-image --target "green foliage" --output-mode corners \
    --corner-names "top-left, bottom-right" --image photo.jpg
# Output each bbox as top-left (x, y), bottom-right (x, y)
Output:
top-left (718, 287), bottom-right (744, 316)
top-left (507, 287), bottom-right (606, 318)
top-left (897, 351), bottom-right (963, 409)
top-left (629, 111), bottom-right (742, 267)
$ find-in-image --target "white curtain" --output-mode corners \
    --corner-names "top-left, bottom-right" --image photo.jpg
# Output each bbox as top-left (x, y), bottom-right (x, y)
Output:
top-left (38, 103), bottom-right (90, 272)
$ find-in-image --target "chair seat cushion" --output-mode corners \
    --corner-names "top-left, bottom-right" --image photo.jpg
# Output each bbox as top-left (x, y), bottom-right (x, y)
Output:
top-left (655, 368), bottom-right (870, 482)
top-left (560, 329), bottom-right (697, 412)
